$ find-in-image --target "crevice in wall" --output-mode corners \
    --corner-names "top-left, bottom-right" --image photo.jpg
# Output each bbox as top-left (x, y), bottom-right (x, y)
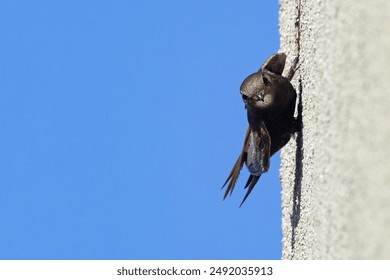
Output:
top-left (290, 79), bottom-right (303, 253)
top-left (289, 0), bottom-right (304, 256)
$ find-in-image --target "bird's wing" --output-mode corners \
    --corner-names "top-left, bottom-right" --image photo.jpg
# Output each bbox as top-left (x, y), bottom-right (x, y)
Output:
top-left (222, 126), bottom-right (251, 199)
top-left (260, 53), bottom-right (286, 75)
top-left (240, 121), bottom-right (271, 206)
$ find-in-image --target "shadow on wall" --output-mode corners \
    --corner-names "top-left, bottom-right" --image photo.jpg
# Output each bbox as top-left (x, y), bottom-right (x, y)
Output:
top-left (290, 79), bottom-right (303, 252)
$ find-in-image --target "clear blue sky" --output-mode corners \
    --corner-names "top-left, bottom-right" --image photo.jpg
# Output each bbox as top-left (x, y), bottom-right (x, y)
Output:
top-left (0, 1), bottom-right (282, 259)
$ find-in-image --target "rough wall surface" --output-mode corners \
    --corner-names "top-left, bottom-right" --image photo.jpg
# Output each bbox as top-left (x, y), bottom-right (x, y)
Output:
top-left (279, 0), bottom-right (390, 259)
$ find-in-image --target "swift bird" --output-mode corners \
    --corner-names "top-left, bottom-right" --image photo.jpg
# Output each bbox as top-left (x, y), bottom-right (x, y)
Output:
top-left (222, 53), bottom-right (300, 207)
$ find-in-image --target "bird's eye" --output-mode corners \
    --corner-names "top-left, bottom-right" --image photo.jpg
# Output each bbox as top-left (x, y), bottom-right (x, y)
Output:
top-left (262, 74), bottom-right (270, 85)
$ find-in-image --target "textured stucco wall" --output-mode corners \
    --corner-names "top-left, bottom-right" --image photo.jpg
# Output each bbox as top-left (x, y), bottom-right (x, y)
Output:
top-left (279, 0), bottom-right (390, 259)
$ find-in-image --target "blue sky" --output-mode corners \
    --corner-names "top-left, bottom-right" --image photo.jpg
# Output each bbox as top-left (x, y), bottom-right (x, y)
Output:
top-left (0, 1), bottom-right (282, 259)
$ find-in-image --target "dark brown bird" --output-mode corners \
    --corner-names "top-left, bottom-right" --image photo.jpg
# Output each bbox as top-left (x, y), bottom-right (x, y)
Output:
top-left (222, 53), bottom-right (299, 206)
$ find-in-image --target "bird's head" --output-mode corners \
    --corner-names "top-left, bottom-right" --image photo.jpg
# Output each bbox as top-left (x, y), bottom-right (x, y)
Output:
top-left (240, 71), bottom-right (274, 111)
top-left (240, 53), bottom-right (287, 112)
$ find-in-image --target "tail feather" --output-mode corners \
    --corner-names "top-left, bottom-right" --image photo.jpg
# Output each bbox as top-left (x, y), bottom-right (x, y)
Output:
top-left (239, 175), bottom-right (260, 207)
top-left (244, 175), bottom-right (254, 189)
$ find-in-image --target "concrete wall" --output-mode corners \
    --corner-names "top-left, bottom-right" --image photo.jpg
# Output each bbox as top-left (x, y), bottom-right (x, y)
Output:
top-left (279, 0), bottom-right (390, 259)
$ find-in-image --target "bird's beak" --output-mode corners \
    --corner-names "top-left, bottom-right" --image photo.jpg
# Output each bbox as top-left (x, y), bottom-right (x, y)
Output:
top-left (257, 93), bottom-right (264, 102)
